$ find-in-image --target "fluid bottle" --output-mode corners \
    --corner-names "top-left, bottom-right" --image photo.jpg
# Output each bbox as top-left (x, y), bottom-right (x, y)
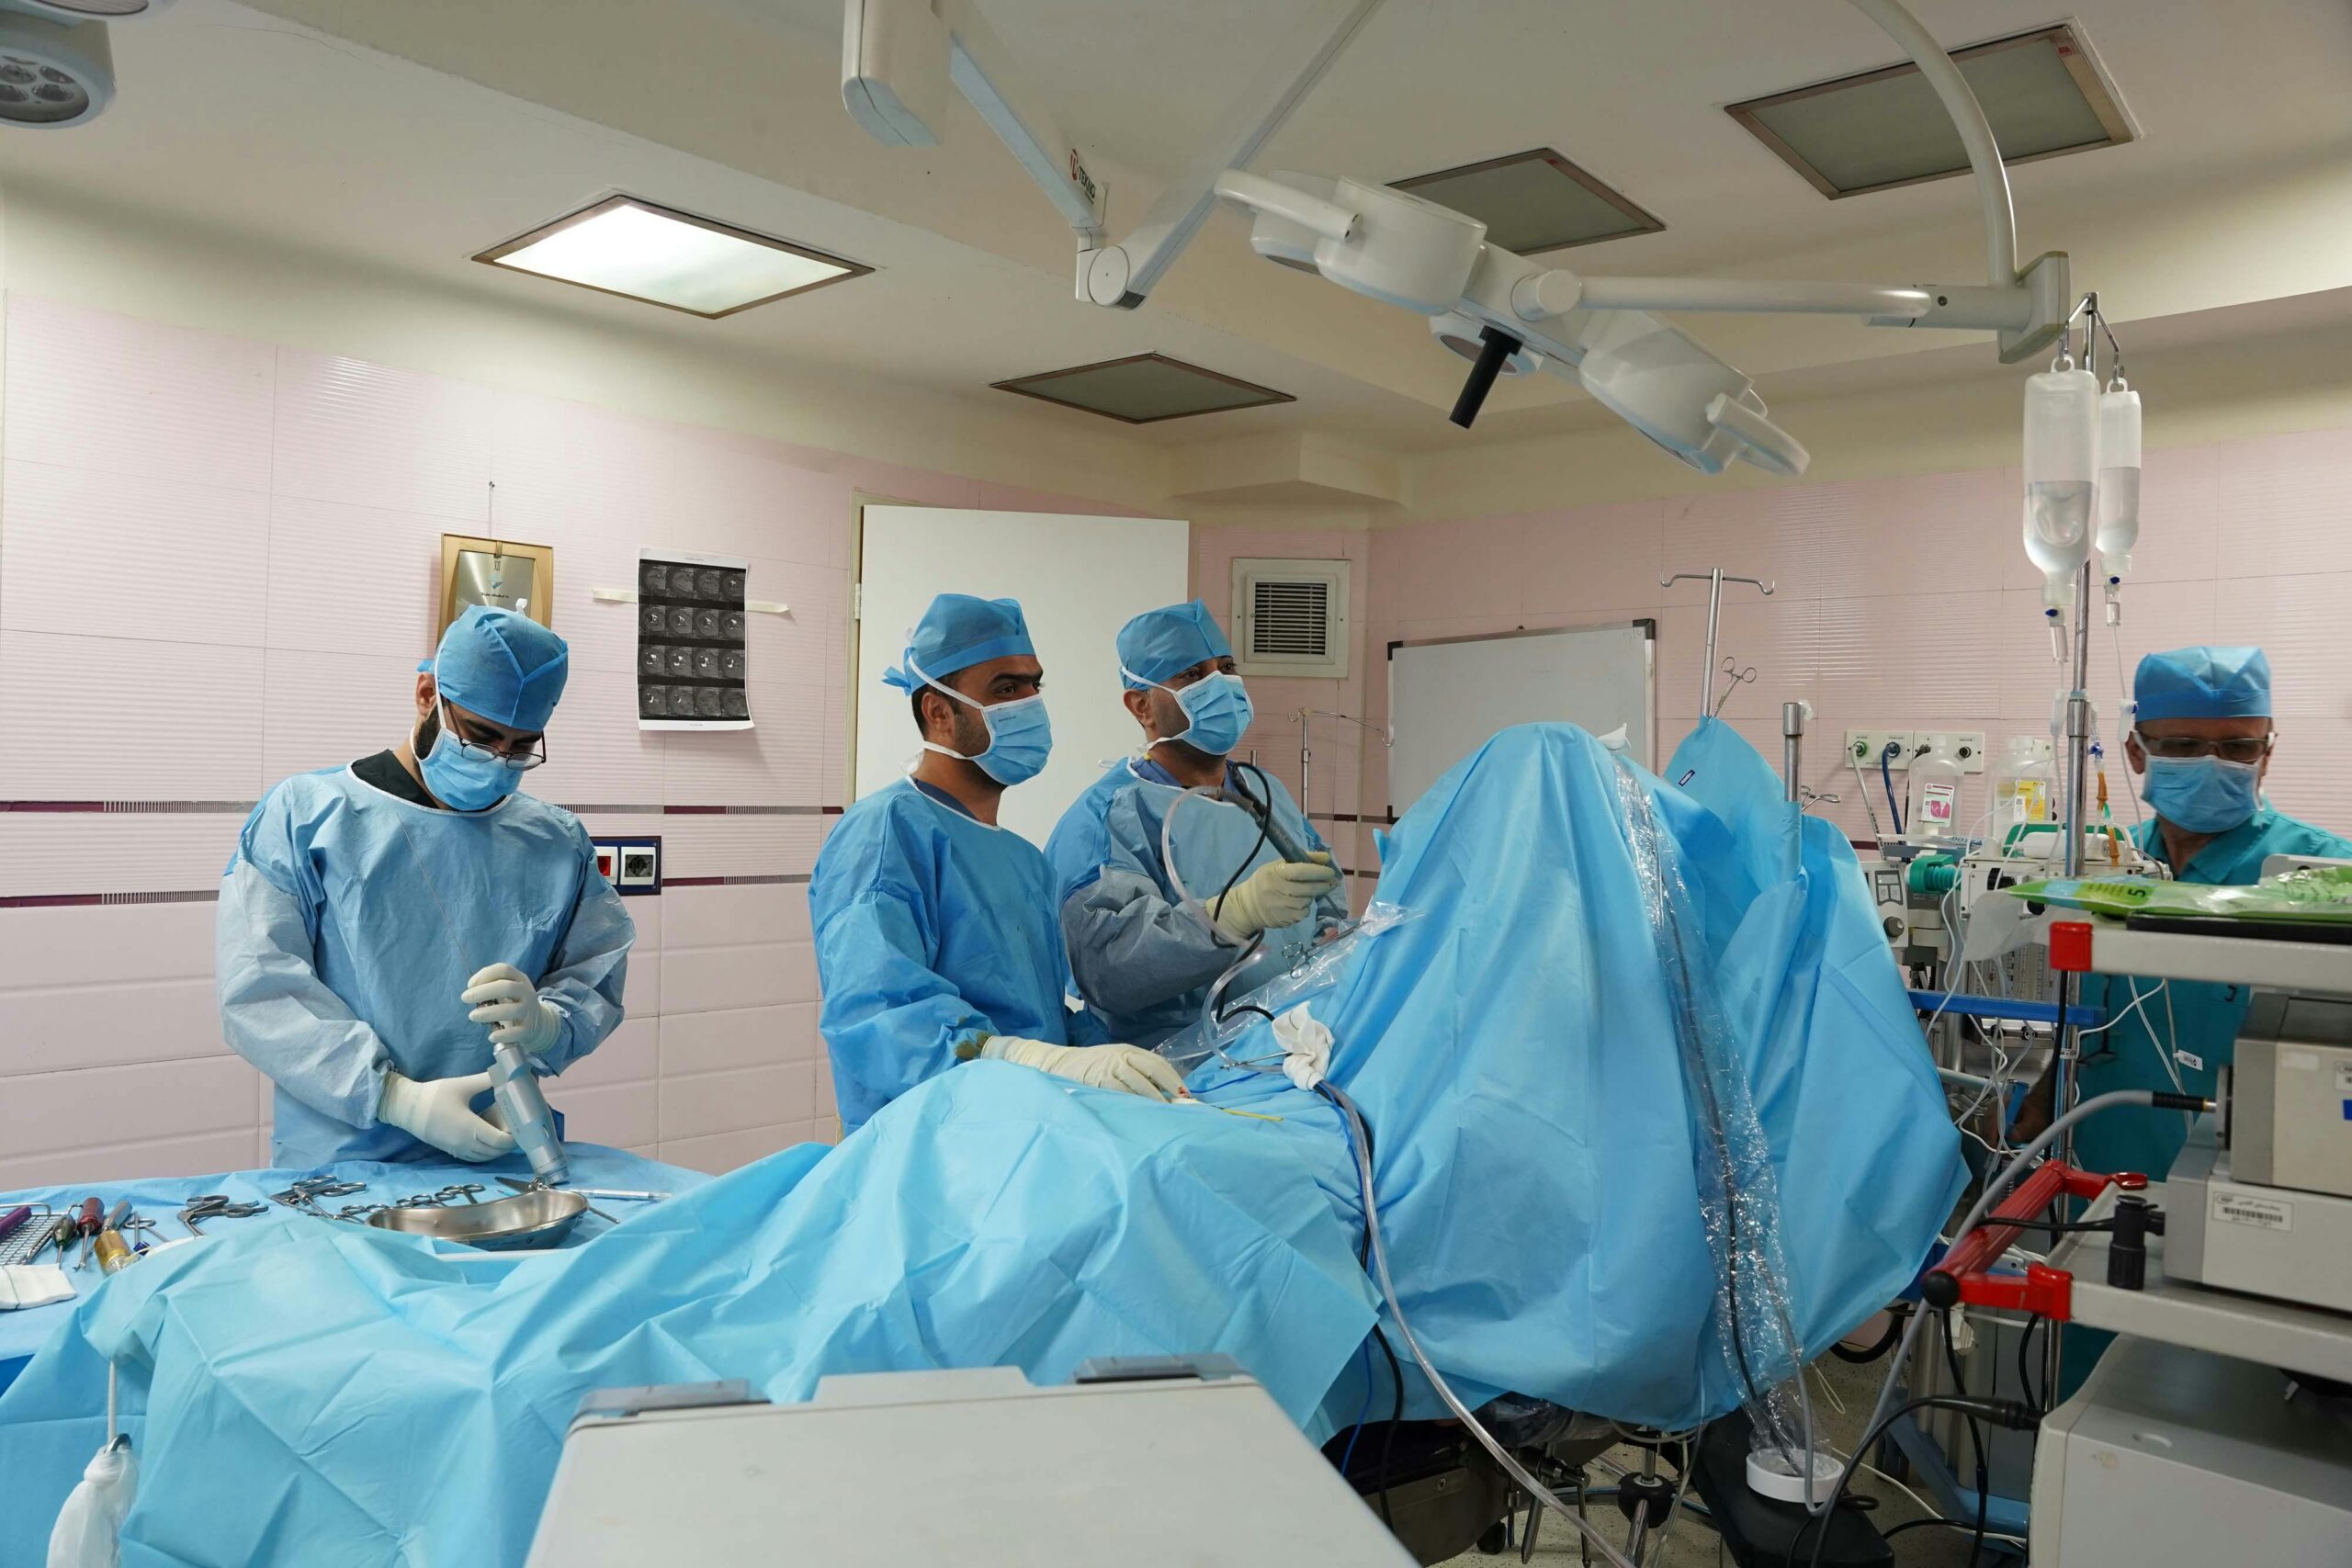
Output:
top-left (1990, 736), bottom-right (2055, 850)
top-left (1908, 738), bottom-right (1966, 840)
top-left (2023, 367), bottom-right (2098, 608)
top-left (2097, 381), bottom-right (2143, 586)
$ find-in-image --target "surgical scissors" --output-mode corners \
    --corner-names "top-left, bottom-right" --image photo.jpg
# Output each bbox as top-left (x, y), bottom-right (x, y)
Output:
top-left (179, 1193), bottom-right (267, 1237)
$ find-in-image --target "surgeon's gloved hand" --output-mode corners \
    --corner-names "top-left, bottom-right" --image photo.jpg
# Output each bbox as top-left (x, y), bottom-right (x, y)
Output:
top-left (461, 964), bottom-right (562, 1055)
top-left (1208, 852), bottom-right (1340, 939)
top-left (378, 1069), bottom-right (517, 1163)
top-left (978, 1036), bottom-right (1188, 1102)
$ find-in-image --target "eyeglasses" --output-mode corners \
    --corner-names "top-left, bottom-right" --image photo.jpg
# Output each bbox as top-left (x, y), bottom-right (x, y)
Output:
top-left (444, 705), bottom-right (548, 771)
top-left (2137, 731), bottom-right (2271, 765)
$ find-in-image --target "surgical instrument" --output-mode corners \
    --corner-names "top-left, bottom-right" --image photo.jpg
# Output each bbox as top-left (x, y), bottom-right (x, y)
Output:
top-left (178, 1194), bottom-right (266, 1237)
top-left (0, 1203), bottom-right (59, 1267)
top-left (66, 1198), bottom-right (101, 1270)
top-left (77, 1201), bottom-right (128, 1271)
top-left (496, 1178), bottom-right (672, 1203)
top-left (438, 1183), bottom-right (485, 1205)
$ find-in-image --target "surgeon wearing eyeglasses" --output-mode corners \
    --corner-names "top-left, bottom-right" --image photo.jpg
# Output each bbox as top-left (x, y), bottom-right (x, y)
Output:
top-left (2018, 645), bottom-right (2352, 1181)
top-left (217, 606), bottom-right (634, 1168)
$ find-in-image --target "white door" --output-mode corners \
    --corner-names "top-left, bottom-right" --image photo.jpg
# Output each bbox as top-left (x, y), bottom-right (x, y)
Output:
top-left (854, 505), bottom-right (1191, 846)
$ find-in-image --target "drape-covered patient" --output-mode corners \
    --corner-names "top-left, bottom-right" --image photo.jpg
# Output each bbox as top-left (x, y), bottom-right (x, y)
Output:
top-left (0, 722), bottom-right (1959, 1568)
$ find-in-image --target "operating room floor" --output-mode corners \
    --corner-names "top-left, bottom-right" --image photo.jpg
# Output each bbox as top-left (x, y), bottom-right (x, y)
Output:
top-left (1434, 1353), bottom-right (1984, 1568)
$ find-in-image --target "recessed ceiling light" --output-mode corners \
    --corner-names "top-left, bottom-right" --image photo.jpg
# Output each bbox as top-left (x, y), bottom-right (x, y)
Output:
top-left (1727, 22), bottom-right (2134, 199)
top-left (1389, 149), bottom-right (1663, 254)
top-left (992, 354), bottom-right (1294, 424)
top-left (474, 196), bottom-right (871, 319)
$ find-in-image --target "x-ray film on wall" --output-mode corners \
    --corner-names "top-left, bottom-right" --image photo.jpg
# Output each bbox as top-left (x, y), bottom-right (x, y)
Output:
top-left (638, 548), bottom-right (752, 731)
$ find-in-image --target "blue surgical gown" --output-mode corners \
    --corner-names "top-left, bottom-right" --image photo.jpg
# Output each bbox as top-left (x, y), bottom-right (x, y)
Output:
top-left (2075, 805), bottom-right (2352, 1179)
top-left (216, 766), bottom-right (634, 1169)
top-left (1045, 759), bottom-right (1340, 1045)
top-left (809, 779), bottom-right (1107, 1131)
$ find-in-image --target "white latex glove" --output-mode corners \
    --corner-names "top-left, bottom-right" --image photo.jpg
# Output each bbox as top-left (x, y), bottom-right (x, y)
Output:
top-left (461, 964), bottom-right (562, 1055)
top-left (979, 1036), bottom-right (1188, 1102)
top-left (378, 1069), bottom-right (516, 1163)
top-left (1208, 852), bottom-right (1340, 939)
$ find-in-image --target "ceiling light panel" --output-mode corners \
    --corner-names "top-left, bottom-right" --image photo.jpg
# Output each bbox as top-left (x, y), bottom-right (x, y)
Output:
top-left (1390, 149), bottom-right (1663, 254)
top-left (992, 354), bottom-right (1294, 424)
top-left (475, 196), bottom-right (869, 318)
top-left (1727, 23), bottom-right (2134, 199)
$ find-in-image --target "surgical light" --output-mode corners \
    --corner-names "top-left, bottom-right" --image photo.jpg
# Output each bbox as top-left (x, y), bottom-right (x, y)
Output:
top-left (474, 197), bottom-right (869, 320)
top-left (0, 7), bottom-right (112, 128)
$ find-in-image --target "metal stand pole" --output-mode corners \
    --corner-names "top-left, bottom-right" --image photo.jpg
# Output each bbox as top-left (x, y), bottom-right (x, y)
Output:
top-left (1781, 702), bottom-right (1806, 804)
top-left (2043, 293), bottom-right (2104, 1403)
top-left (1659, 569), bottom-right (1774, 720)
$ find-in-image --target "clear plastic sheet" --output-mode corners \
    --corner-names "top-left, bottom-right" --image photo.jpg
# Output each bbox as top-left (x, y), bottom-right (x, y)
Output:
top-left (1154, 902), bottom-right (1421, 1077)
top-left (1610, 757), bottom-right (1813, 1478)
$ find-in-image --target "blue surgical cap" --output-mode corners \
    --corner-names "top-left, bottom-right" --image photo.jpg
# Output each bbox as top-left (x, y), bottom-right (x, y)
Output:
top-left (882, 593), bottom-right (1034, 692)
top-left (1117, 601), bottom-right (1234, 690)
top-left (433, 605), bottom-right (571, 731)
top-left (2133, 645), bottom-right (2271, 724)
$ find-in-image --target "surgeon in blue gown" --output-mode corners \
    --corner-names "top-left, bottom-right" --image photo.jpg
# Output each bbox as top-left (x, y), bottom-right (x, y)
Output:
top-left (1045, 600), bottom-right (1343, 1045)
top-left (217, 607), bottom-right (634, 1169)
top-left (808, 593), bottom-right (1184, 1132)
top-left (2026, 646), bottom-right (2352, 1180)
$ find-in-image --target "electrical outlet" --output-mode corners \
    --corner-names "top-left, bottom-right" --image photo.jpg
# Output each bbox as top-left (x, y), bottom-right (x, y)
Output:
top-left (1916, 730), bottom-right (1989, 774)
top-left (1845, 729), bottom-right (1913, 770)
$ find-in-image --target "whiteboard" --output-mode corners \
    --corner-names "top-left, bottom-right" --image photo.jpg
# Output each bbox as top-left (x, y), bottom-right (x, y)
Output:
top-left (1386, 622), bottom-right (1656, 817)
top-left (854, 505), bottom-right (1190, 846)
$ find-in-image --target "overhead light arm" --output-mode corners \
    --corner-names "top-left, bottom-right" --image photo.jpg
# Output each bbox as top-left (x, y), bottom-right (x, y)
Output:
top-left (1079, 0), bottom-right (1385, 308)
top-left (843, 0), bottom-right (1385, 306)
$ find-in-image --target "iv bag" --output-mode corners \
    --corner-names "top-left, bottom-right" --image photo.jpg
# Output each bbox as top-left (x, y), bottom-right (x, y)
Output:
top-left (2096, 386), bottom-right (2143, 584)
top-left (2022, 368), bottom-right (2097, 608)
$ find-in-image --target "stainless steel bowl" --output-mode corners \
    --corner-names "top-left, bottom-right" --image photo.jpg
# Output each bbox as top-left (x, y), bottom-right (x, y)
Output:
top-left (366, 1186), bottom-right (587, 1250)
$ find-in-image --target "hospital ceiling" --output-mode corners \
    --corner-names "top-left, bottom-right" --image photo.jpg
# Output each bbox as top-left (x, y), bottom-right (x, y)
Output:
top-left (5, 0), bottom-right (2349, 476)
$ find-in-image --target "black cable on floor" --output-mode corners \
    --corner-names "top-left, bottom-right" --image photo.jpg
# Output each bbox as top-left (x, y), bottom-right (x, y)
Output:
top-left (1941, 1308), bottom-right (1993, 1568)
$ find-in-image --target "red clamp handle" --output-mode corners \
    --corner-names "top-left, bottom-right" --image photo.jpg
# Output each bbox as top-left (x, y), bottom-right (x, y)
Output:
top-left (1922, 1161), bottom-right (2145, 1320)
top-left (2047, 919), bottom-right (2095, 974)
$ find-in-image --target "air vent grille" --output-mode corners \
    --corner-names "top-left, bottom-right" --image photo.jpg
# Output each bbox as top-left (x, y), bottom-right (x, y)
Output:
top-left (1231, 558), bottom-right (1351, 679)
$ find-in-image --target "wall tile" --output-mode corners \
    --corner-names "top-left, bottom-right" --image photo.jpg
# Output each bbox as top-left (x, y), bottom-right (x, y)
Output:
top-left (5, 297), bottom-right (273, 491)
top-left (264, 494), bottom-right (447, 658)
top-left (660, 942), bottom-right (820, 1013)
top-left (661, 1003), bottom-right (822, 1077)
top-left (0, 632), bottom-right (264, 799)
top-left (659, 1061), bottom-right (820, 1141)
top-left (657, 1122), bottom-right (802, 1175)
top-left (0, 899), bottom-right (214, 987)
top-left (557, 1016), bottom-right (658, 1089)
top-left (0, 978), bottom-right (225, 1077)
top-left (0, 1129), bottom-right (265, 1192)
top-left (662, 882), bottom-right (815, 948)
top-left (1, 461), bottom-right (272, 647)
top-left (0, 1055), bottom-right (257, 1158)
top-left (1517, 501), bottom-right (1667, 616)
top-left (0, 815), bottom-right (232, 899)
top-left (2212, 427), bottom-right (2352, 578)
top-left (546, 1079), bottom-right (657, 1149)
top-left (273, 350), bottom-right (492, 522)
top-left (258, 647), bottom-right (421, 789)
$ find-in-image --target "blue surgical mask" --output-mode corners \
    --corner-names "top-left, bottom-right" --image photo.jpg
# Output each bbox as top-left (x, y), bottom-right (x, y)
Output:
top-left (1127, 667), bottom-right (1253, 758)
top-left (2142, 754), bottom-right (2260, 835)
top-left (911, 660), bottom-right (1052, 786)
top-left (419, 701), bottom-right (523, 811)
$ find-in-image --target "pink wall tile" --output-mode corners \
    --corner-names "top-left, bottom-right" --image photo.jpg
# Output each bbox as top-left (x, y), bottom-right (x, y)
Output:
top-left (1657, 596), bottom-right (1821, 723)
top-left (1815, 592), bottom-right (2002, 718)
top-left (0, 816), bottom-right (232, 900)
top-left (2, 462), bottom-right (272, 647)
top-left (555, 1016), bottom-right (659, 1089)
top-left (0, 979), bottom-right (225, 1077)
top-left (657, 1122), bottom-right (802, 1174)
top-left (660, 942), bottom-right (820, 1014)
top-left (272, 350), bottom-right (492, 523)
top-left (6, 297), bottom-right (274, 491)
top-left (490, 390), bottom-right (698, 545)
top-left (263, 494), bottom-right (446, 658)
top-left (0, 1129), bottom-right (265, 1192)
top-left (1517, 501), bottom-right (1667, 615)
top-left (0, 632), bottom-right (264, 799)
top-left (0, 1055), bottom-right (257, 1158)
top-left (2212, 427), bottom-right (2352, 578)
top-left (2214, 573), bottom-right (2352, 720)
top-left (662, 883), bottom-right (815, 948)
top-left (258, 647), bottom-right (423, 790)
top-left (656, 814), bottom-right (826, 880)
top-left (661, 1003), bottom-right (822, 1077)
top-left (659, 1061), bottom-right (820, 1141)
top-left (1842, 467), bottom-right (2014, 598)
top-left (546, 1080), bottom-right (658, 1148)
top-left (527, 676), bottom-right (668, 806)
top-left (0, 901), bottom-right (214, 987)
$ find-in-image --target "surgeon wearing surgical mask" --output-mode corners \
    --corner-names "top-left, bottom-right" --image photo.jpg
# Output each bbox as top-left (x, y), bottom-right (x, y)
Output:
top-left (1045, 600), bottom-right (1343, 1046)
top-left (217, 606), bottom-right (634, 1168)
top-left (808, 593), bottom-right (1183, 1132)
top-left (2018, 645), bottom-right (2352, 1182)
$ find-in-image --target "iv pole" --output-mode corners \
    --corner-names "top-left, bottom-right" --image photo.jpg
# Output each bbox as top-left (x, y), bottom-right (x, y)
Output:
top-left (1660, 569), bottom-right (1774, 716)
top-left (1298, 709), bottom-right (1393, 829)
